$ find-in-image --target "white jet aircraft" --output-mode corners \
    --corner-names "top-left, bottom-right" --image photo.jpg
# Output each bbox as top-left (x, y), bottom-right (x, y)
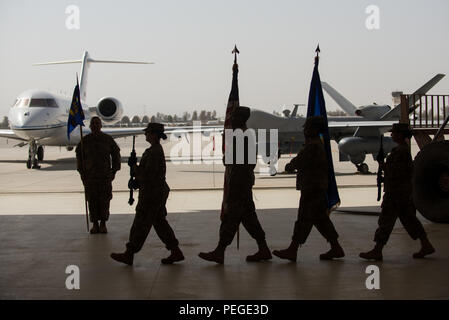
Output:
top-left (0, 51), bottom-right (219, 168)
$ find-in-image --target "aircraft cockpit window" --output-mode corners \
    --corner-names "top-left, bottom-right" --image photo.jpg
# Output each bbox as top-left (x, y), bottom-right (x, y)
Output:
top-left (46, 99), bottom-right (59, 108)
top-left (30, 99), bottom-right (48, 107)
top-left (29, 98), bottom-right (58, 108)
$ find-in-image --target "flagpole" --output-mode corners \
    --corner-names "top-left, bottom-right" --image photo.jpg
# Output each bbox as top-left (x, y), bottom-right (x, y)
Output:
top-left (79, 124), bottom-right (89, 232)
top-left (76, 73), bottom-right (89, 232)
top-left (232, 45), bottom-right (240, 251)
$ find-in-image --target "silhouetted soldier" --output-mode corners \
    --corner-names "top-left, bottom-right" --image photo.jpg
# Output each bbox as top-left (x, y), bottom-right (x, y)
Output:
top-left (111, 123), bottom-right (184, 266)
top-left (76, 116), bottom-right (121, 234)
top-left (198, 106), bottom-right (272, 264)
top-left (360, 123), bottom-right (435, 260)
top-left (273, 116), bottom-right (344, 262)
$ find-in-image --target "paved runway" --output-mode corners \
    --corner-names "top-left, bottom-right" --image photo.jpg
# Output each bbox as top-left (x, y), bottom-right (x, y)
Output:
top-left (0, 134), bottom-right (448, 299)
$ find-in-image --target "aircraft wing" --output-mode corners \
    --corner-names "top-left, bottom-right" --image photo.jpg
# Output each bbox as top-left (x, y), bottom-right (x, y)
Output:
top-left (102, 125), bottom-right (222, 139)
top-left (0, 129), bottom-right (27, 141)
top-left (328, 120), bottom-right (396, 128)
top-left (328, 120), bottom-right (397, 137)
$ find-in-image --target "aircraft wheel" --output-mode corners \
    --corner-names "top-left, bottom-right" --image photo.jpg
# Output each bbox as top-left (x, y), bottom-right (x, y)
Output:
top-left (285, 163), bottom-right (295, 174)
top-left (37, 146), bottom-right (44, 161)
top-left (32, 158), bottom-right (39, 169)
top-left (26, 158), bottom-right (32, 169)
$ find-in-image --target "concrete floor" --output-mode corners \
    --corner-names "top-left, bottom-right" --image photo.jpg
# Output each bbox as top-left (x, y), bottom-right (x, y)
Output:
top-left (0, 135), bottom-right (448, 300)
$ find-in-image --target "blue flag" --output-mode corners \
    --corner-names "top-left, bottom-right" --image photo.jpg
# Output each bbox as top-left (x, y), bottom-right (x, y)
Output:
top-left (67, 79), bottom-right (85, 140)
top-left (306, 52), bottom-right (340, 210)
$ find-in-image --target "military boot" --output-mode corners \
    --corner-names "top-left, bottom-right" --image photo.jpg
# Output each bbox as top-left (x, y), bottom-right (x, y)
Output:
top-left (413, 237), bottom-right (435, 259)
top-left (161, 247), bottom-right (185, 264)
top-left (99, 221), bottom-right (108, 234)
top-left (198, 248), bottom-right (225, 264)
top-left (246, 241), bottom-right (272, 262)
top-left (272, 241), bottom-right (299, 262)
top-left (359, 243), bottom-right (383, 261)
top-left (320, 240), bottom-right (345, 260)
top-left (110, 250), bottom-right (134, 266)
top-left (90, 222), bottom-right (100, 234)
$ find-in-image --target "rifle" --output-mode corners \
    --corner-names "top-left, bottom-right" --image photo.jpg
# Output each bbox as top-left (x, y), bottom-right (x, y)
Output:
top-left (127, 136), bottom-right (138, 205)
top-left (376, 135), bottom-right (385, 201)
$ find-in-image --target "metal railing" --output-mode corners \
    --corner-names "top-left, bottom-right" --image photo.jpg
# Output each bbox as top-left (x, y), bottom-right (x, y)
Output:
top-left (401, 94), bottom-right (449, 129)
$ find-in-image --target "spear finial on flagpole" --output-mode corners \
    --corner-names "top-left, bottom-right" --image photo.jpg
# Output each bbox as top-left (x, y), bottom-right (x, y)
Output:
top-left (232, 45), bottom-right (240, 65)
top-left (315, 44), bottom-right (320, 65)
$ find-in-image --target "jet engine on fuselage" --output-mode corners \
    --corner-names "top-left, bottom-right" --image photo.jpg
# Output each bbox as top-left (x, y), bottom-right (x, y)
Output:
top-left (94, 97), bottom-right (123, 124)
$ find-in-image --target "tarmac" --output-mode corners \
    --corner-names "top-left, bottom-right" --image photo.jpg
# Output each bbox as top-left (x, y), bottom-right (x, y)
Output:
top-left (0, 134), bottom-right (448, 299)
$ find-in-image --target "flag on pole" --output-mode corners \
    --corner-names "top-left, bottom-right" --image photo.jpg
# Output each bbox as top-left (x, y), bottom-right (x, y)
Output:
top-left (221, 45), bottom-right (240, 248)
top-left (306, 45), bottom-right (340, 211)
top-left (67, 76), bottom-right (85, 140)
top-left (223, 45), bottom-right (240, 145)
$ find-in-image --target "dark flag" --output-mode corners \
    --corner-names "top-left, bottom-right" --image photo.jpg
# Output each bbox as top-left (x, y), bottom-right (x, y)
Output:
top-left (223, 46), bottom-right (240, 138)
top-left (221, 45), bottom-right (240, 248)
top-left (67, 77), bottom-right (85, 140)
top-left (306, 46), bottom-right (340, 211)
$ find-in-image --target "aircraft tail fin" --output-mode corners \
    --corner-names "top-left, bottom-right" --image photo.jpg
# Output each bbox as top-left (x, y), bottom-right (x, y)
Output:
top-left (34, 51), bottom-right (153, 101)
top-left (321, 82), bottom-right (358, 116)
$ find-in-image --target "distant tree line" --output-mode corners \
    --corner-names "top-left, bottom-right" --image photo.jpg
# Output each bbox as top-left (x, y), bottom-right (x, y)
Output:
top-left (116, 110), bottom-right (219, 127)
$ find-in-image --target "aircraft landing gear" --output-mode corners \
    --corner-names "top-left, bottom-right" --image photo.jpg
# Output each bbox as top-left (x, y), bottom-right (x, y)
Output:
top-left (37, 146), bottom-right (44, 161)
top-left (357, 163), bottom-right (369, 174)
top-left (27, 140), bottom-right (41, 169)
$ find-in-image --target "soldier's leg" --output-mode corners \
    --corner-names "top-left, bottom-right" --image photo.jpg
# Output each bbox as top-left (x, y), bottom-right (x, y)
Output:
top-left (398, 201), bottom-right (435, 258)
top-left (241, 200), bottom-right (272, 262)
top-left (241, 201), bottom-right (266, 245)
top-left (314, 216), bottom-right (344, 260)
top-left (292, 193), bottom-right (315, 245)
top-left (273, 195), bottom-right (312, 262)
top-left (374, 199), bottom-right (399, 246)
top-left (153, 207), bottom-right (179, 250)
top-left (198, 207), bottom-right (243, 264)
top-left (360, 196), bottom-right (398, 260)
top-left (86, 192), bottom-right (100, 234)
top-left (126, 206), bottom-right (155, 254)
top-left (152, 207), bottom-right (184, 264)
top-left (398, 201), bottom-right (426, 240)
top-left (218, 208), bottom-right (243, 247)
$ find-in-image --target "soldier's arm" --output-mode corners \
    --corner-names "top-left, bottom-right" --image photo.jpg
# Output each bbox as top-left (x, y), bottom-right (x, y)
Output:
top-left (289, 144), bottom-right (315, 171)
top-left (110, 138), bottom-right (121, 173)
top-left (75, 143), bottom-right (83, 174)
top-left (288, 150), bottom-right (303, 170)
top-left (385, 149), bottom-right (412, 180)
top-left (135, 149), bottom-right (161, 184)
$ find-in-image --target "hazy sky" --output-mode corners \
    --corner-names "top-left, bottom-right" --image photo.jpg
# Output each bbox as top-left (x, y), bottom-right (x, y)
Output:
top-left (1, 0), bottom-right (448, 118)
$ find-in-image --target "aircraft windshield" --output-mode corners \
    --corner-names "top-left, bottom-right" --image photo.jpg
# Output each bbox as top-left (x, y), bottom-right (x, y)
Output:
top-left (29, 98), bottom-right (59, 108)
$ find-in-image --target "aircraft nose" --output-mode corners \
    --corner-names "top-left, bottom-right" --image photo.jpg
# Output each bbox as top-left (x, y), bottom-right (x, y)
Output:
top-left (21, 109), bottom-right (44, 127)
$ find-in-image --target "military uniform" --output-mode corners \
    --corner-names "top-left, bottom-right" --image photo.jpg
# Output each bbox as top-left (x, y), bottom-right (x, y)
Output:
top-left (374, 144), bottom-right (426, 245)
top-left (219, 135), bottom-right (266, 248)
top-left (289, 139), bottom-right (339, 245)
top-left (76, 131), bottom-right (121, 223)
top-left (199, 106), bottom-right (271, 264)
top-left (360, 123), bottom-right (434, 260)
top-left (273, 116), bottom-right (344, 261)
top-left (125, 143), bottom-right (179, 254)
